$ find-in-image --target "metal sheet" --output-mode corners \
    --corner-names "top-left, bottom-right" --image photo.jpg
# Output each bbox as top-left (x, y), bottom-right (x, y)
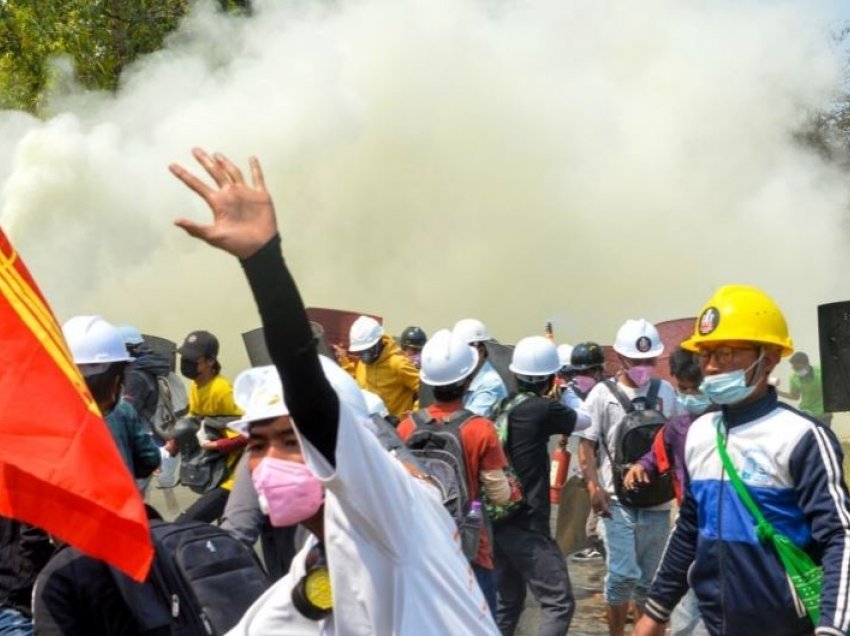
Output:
top-left (818, 301), bottom-right (850, 412)
top-left (242, 322), bottom-right (333, 368)
top-left (305, 307), bottom-right (383, 350)
top-left (142, 334), bottom-right (177, 373)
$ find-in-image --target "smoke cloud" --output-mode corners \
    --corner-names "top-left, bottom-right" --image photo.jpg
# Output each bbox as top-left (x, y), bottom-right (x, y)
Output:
top-left (0, 0), bottom-right (847, 383)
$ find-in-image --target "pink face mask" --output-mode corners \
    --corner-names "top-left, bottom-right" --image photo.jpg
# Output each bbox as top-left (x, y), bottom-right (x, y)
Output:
top-left (626, 365), bottom-right (654, 388)
top-left (251, 457), bottom-right (324, 527)
top-left (573, 375), bottom-right (597, 395)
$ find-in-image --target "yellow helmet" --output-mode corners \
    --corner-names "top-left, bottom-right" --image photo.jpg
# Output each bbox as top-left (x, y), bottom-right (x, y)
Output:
top-left (681, 285), bottom-right (794, 356)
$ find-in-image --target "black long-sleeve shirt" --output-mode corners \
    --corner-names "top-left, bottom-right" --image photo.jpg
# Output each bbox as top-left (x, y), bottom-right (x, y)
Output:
top-left (240, 236), bottom-right (340, 465)
top-left (504, 396), bottom-right (575, 535)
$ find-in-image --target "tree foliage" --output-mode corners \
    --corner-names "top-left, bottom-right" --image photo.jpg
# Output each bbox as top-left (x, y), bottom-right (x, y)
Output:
top-left (0, 0), bottom-right (249, 114)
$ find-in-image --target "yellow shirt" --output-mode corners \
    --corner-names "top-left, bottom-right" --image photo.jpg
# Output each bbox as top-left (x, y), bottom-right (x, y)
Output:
top-left (189, 374), bottom-right (243, 417)
top-left (189, 374), bottom-right (244, 491)
top-left (354, 336), bottom-right (420, 419)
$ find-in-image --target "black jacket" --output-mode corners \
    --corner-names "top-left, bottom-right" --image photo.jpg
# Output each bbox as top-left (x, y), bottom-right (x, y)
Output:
top-left (123, 350), bottom-right (171, 429)
top-left (0, 516), bottom-right (53, 616)
top-left (503, 395), bottom-right (575, 535)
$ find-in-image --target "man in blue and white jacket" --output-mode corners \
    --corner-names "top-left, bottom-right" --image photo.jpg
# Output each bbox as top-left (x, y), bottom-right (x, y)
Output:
top-left (636, 285), bottom-right (850, 636)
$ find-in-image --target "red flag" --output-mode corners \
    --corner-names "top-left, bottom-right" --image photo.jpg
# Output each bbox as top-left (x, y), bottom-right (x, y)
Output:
top-left (0, 228), bottom-right (153, 581)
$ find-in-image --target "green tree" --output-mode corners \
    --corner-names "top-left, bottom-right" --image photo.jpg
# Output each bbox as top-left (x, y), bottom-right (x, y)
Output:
top-left (0, 0), bottom-right (249, 114)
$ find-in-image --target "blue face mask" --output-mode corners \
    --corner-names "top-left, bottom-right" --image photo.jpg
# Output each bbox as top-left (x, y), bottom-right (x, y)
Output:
top-left (699, 355), bottom-right (763, 406)
top-left (677, 392), bottom-right (711, 416)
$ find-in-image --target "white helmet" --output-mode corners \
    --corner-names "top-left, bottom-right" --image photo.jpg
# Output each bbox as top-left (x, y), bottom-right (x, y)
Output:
top-left (348, 316), bottom-right (384, 352)
top-left (63, 315), bottom-right (134, 376)
top-left (420, 329), bottom-right (480, 386)
top-left (230, 356), bottom-right (369, 436)
top-left (613, 319), bottom-right (664, 359)
top-left (453, 318), bottom-right (491, 344)
top-left (232, 365), bottom-right (290, 432)
top-left (557, 344), bottom-right (574, 370)
top-left (510, 336), bottom-right (561, 376)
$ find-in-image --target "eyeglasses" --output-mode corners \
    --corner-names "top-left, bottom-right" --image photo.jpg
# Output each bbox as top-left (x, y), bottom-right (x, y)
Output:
top-left (697, 345), bottom-right (759, 365)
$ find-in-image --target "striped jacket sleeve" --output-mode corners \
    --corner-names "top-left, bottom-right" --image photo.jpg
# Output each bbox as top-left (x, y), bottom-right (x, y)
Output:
top-left (789, 423), bottom-right (850, 636)
top-left (644, 476), bottom-right (698, 622)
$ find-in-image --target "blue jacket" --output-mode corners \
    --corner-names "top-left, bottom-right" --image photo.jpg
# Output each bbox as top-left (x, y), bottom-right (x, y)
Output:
top-left (645, 389), bottom-right (850, 636)
top-left (105, 400), bottom-right (161, 479)
top-left (463, 360), bottom-right (508, 418)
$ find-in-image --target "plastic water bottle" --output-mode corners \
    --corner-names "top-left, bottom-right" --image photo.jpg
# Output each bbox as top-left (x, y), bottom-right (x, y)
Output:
top-left (468, 500), bottom-right (482, 524)
top-left (461, 500), bottom-right (483, 559)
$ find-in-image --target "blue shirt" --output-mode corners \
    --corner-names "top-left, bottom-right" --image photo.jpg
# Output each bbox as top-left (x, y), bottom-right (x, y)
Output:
top-left (463, 360), bottom-right (508, 418)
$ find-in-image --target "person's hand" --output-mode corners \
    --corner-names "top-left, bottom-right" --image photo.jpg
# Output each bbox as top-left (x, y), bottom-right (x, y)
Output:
top-left (164, 438), bottom-right (178, 457)
top-left (624, 464), bottom-right (650, 490)
top-left (170, 148), bottom-right (278, 259)
top-left (588, 481), bottom-right (612, 517)
top-left (200, 440), bottom-right (218, 452)
top-left (332, 344), bottom-right (349, 364)
top-left (633, 615), bottom-right (667, 636)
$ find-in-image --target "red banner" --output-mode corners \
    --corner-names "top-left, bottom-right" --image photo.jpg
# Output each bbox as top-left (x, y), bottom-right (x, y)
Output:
top-left (0, 229), bottom-right (152, 581)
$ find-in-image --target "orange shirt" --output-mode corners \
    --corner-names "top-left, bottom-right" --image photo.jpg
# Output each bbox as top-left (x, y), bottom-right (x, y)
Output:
top-left (397, 401), bottom-right (507, 569)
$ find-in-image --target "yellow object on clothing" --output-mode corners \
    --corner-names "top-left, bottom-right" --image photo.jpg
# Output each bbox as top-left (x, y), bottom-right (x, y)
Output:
top-left (354, 336), bottom-right (419, 419)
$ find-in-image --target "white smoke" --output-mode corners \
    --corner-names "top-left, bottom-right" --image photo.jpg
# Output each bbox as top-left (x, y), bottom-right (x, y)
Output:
top-left (0, 0), bottom-right (847, 386)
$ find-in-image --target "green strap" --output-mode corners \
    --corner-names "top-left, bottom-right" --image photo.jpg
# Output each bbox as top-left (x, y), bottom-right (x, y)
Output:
top-left (715, 417), bottom-right (775, 542)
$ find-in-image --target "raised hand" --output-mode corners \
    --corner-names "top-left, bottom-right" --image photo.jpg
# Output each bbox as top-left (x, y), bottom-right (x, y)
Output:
top-left (170, 148), bottom-right (278, 259)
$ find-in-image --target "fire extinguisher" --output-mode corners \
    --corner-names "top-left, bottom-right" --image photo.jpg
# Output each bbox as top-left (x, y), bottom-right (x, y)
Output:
top-left (550, 436), bottom-right (570, 504)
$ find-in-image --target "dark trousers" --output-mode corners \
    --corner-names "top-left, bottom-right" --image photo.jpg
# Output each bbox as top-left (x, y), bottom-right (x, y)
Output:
top-left (494, 523), bottom-right (575, 636)
top-left (176, 487), bottom-right (230, 524)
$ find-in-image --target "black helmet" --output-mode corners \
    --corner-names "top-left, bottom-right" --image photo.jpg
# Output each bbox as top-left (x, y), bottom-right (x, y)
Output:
top-left (400, 326), bottom-right (427, 349)
top-left (570, 342), bottom-right (605, 370)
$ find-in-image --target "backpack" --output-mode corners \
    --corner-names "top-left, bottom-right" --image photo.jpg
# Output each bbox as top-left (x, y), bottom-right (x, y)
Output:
top-left (483, 394), bottom-right (530, 524)
top-left (178, 416), bottom-right (238, 495)
top-left (151, 372), bottom-right (189, 441)
top-left (599, 379), bottom-right (675, 508)
top-left (405, 409), bottom-right (479, 559)
top-left (143, 520), bottom-right (270, 635)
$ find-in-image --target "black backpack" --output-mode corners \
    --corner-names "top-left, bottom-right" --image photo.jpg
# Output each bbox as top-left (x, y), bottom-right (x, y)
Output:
top-left (146, 520), bottom-right (270, 635)
top-left (599, 379), bottom-right (674, 508)
top-left (109, 521), bottom-right (270, 635)
top-left (178, 416), bottom-right (238, 495)
top-left (405, 409), bottom-right (479, 559)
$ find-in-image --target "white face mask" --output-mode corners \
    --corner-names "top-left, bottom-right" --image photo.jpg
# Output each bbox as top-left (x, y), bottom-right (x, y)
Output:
top-left (699, 353), bottom-right (764, 406)
top-left (793, 367), bottom-right (809, 378)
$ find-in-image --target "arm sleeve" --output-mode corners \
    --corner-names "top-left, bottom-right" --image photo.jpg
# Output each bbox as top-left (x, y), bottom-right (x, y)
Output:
top-left (240, 237), bottom-right (340, 465)
top-left (220, 454), bottom-right (266, 547)
top-left (575, 388), bottom-right (603, 441)
top-left (127, 408), bottom-right (161, 478)
top-left (636, 443), bottom-right (661, 479)
top-left (480, 469), bottom-right (511, 505)
top-left (213, 435), bottom-right (249, 454)
top-left (544, 399), bottom-right (576, 437)
top-left (391, 354), bottom-right (421, 392)
top-left (788, 426), bottom-right (850, 636)
top-left (464, 386), bottom-right (504, 418)
top-left (644, 477), bottom-right (699, 622)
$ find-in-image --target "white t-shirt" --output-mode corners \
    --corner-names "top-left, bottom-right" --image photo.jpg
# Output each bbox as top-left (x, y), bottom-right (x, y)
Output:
top-left (576, 377), bottom-right (681, 507)
top-left (227, 403), bottom-right (499, 636)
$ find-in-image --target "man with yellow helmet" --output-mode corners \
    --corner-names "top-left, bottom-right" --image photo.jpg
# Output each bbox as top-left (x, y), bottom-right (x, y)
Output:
top-left (635, 285), bottom-right (850, 636)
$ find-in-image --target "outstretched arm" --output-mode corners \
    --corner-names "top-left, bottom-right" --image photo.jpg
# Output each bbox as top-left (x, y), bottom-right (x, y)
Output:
top-left (169, 149), bottom-right (340, 464)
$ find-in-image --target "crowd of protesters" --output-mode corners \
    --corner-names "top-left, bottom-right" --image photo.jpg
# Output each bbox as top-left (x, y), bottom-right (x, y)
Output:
top-left (0, 149), bottom-right (847, 636)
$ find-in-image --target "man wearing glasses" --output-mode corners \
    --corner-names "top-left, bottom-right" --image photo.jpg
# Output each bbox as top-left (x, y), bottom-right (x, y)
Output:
top-left (635, 285), bottom-right (850, 636)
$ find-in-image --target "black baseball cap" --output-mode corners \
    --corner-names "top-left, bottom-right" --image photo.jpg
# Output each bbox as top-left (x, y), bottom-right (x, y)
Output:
top-left (178, 330), bottom-right (219, 361)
